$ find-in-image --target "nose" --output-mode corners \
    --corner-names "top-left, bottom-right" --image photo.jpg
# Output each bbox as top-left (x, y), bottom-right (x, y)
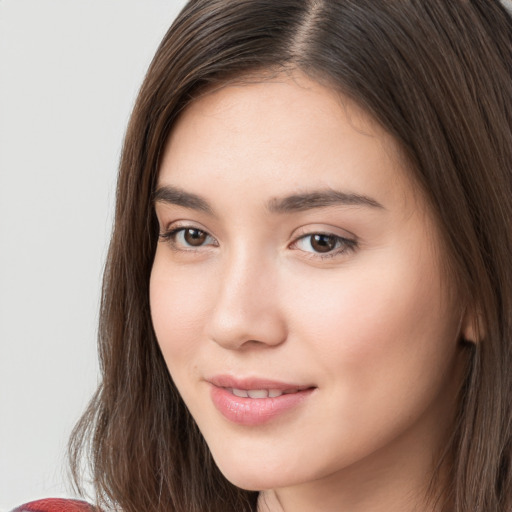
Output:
top-left (206, 249), bottom-right (287, 350)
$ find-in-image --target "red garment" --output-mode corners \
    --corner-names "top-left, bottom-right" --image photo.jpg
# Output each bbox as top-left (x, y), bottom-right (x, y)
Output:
top-left (11, 498), bottom-right (100, 512)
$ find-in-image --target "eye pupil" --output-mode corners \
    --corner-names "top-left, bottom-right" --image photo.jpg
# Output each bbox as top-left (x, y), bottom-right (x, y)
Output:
top-left (184, 228), bottom-right (207, 246)
top-left (311, 234), bottom-right (337, 253)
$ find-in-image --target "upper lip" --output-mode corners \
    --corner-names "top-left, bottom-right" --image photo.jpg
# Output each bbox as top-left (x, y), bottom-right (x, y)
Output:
top-left (207, 375), bottom-right (315, 392)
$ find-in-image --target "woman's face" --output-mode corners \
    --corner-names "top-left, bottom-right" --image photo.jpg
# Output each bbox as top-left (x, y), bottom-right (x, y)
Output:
top-left (150, 73), bottom-right (465, 501)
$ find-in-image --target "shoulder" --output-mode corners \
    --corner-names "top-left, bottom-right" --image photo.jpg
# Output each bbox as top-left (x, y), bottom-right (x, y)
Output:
top-left (10, 499), bottom-right (101, 512)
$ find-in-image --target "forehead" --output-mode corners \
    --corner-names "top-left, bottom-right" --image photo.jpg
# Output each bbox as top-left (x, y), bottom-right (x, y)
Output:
top-left (158, 72), bottom-right (421, 215)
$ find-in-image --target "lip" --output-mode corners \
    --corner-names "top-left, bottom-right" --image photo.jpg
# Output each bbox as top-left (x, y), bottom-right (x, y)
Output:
top-left (207, 375), bottom-right (316, 426)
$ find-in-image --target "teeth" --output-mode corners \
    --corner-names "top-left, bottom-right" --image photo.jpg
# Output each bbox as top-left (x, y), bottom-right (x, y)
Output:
top-left (247, 389), bottom-right (269, 398)
top-left (230, 388), bottom-right (287, 398)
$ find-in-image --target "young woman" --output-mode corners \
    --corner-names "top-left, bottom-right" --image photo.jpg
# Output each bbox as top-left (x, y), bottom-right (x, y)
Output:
top-left (15, 1), bottom-right (512, 511)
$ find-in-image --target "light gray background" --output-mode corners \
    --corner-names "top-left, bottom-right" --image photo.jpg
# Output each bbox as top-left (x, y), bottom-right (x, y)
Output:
top-left (1, 1), bottom-right (511, 511)
top-left (0, 1), bottom-right (185, 510)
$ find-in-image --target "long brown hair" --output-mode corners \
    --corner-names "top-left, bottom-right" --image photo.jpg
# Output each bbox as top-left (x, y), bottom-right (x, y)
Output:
top-left (69, 1), bottom-right (512, 510)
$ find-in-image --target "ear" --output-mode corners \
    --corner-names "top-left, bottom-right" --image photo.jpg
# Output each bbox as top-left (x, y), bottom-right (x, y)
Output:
top-left (460, 305), bottom-right (485, 344)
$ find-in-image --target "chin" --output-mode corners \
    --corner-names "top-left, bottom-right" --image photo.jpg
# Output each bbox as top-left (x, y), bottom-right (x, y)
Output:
top-left (210, 450), bottom-right (312, 492)
top-left (220, 469), bottom-right (290, 492)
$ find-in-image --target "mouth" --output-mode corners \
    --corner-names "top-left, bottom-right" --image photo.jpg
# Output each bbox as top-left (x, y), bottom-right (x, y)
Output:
top-left (226, 387), bottom-right (310, 398)
top-left (207, 375), bottom-right (316, 425)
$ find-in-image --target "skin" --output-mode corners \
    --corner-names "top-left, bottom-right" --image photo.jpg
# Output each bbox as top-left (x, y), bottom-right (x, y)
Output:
top-left (150, 73), bottom-right (470, 512)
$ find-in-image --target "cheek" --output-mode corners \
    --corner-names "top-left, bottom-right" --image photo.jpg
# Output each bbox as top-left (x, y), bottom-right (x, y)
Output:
top-left (149, 257), bottom-right (213, 368)
top-left (285, 247), bottom-right (460, 393)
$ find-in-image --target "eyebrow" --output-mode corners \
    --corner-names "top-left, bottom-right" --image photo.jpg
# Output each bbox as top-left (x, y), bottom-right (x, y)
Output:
top-left (153, 185), bottom-right (214, 214)
top-left (153, 185), bottom-right (384, 215)
top-left (267, 189), bottom-right (384, 213)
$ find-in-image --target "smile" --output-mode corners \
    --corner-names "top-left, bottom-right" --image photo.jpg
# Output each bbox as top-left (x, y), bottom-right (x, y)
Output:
top-left (208, 377), bottom-right (315, 426)
top-left (228, 388), bottom-right (304, 398)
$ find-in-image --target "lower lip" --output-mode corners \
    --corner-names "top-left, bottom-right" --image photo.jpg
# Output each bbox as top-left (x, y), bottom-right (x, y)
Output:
top-left (210, 386), bottom-right (314, 426)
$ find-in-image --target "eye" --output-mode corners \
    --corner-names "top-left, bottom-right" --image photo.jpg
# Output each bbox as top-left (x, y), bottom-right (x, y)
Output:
top-left (159, 226), bottom-right (217, 250)
top-left (301, 234), bottom-right (339, 253)
top-left (179, 228), bottom-right (209, 247)
top-left (292, 232), bottom-right (357, 257)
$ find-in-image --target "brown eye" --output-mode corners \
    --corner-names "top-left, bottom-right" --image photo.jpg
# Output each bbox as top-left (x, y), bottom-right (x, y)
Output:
top-left (183, 228), bottom-right (208, 246)
top-left (159, 226), bottom-right (217, 251)
top-left (310, 234), bottom-right (338, 253)
top-left (292, 232), bottom-right (357, 259)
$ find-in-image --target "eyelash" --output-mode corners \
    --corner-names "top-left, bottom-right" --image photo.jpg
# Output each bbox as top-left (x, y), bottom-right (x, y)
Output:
top-left (158, 226), bottom-right (358, 259)
top-left (290, 232), bottom-right (358, 259)
top-left (159, 227), bottom-right (218, 251)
